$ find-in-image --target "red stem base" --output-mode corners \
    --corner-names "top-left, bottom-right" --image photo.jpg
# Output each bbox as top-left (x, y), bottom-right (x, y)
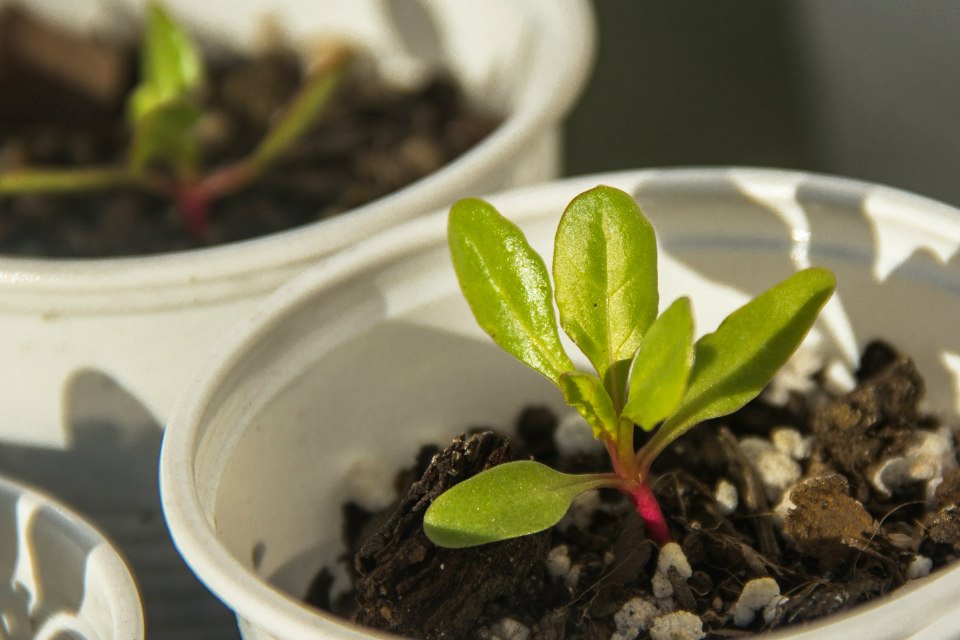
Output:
top-left (174, 186), bottom-right (211, 237)
top-left (628, 482), bottom-right (671, 546)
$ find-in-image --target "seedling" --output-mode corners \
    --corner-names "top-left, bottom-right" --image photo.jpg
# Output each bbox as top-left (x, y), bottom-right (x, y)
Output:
top-left (424, 185), bottom-right (835, 548)
top-left (0, 3), bottom-right (350, 235)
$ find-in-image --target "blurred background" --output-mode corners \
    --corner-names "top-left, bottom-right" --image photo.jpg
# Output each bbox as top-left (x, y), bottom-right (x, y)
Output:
top-left (565, 1), bottom-right (960, 207)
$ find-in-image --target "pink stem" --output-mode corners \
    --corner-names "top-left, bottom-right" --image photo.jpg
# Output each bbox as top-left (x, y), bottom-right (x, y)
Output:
top-left (170, 163), bottom-right (255, 237)
top-left (628, 482), bottom-right (671, 546)
top-left (174, 186), bottom-right (211, 237)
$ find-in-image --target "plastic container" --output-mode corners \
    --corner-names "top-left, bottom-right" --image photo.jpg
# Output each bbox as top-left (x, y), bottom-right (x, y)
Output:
top-left (0, 473), bottom-right (143, 639)
top-left (0, 0), bottom-right (595, 443)
top-left (161, 168), bottom-right (960, 639)
top-left (0, 1), bottom-right (595, 635)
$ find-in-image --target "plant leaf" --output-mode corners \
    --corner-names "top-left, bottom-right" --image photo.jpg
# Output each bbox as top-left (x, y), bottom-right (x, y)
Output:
top-left (553, 186), bottom-right (658, 406)
top-left (128, 98), bottom-right (202, 174)
top-left (0, 167), bottom-right (143, 195)
top-left (126, 4), bottom-right (203, 175)
top-left (660, 267), bottom-right (836, 440)
top-left (558, 371), bottom-right (618, 439)
top-left (250, 47), bottom-right (351, 173)
top-left (622, 297), bottom-right (694, 431)
top-left (423, 461), bottom-right (617, 548)
top-left (128, 3), bottom-right (202, 124)
top-left (449, 198), bottom-right (575, 384)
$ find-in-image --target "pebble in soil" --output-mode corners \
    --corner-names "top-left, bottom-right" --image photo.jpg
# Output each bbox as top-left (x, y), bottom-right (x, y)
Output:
top-left (308, 341), bottom-right (960, 638)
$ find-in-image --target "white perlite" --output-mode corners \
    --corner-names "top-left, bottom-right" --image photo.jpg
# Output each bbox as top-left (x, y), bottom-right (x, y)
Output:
top-left (906, 555), bottom-right (933, 580)
top-left (771, 427), bottom-right (813, 461)
top-left (763, 342), bottom-right (822, 405)
top-left (732, 577), bottom-right (781, 627)
top-left (869, 427), bottom-right (956, 501)
top-left (545, 545), bottom-right (571, 581)
top-left (714, 479), bottom-right (738, 515)
top-left (560, 489), bottom-right (601, 531)
top-left (555, 412), bottom-right (604, 456)
top-left (652, 543), bottom-right (693, 599)
top-left (649, 611), bottom-right (705, 640)
top-left (489, 617), bottom-right (530, 640)
top-left (766, 340), bottom-right (855, 402)
top-left (822, 359), bottom-right (857, 396)
top-left (342, 457), bottom-right (397, 511)
top-left (772, 491), bottom-right (795, 529)
top-left (564, 564), bottom-right (582, 590)
top-left (609, 597), bottom-right (658, 640)
top-left (739, 436), bottom-right (802, 502)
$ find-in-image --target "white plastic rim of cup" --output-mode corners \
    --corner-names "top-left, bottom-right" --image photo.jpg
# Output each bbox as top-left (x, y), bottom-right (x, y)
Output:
top-left (161, 167), bottom-right (960, 639)
top-left (0, 473), bottom-right (144, 640)
top-left (0, 0), bottom-right (596, 444)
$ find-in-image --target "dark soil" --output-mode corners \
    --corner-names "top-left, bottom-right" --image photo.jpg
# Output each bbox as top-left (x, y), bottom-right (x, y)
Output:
top-left (308, 341), bottom-right (960, 639)
top-left (0, 6), bottom-right (498, 258)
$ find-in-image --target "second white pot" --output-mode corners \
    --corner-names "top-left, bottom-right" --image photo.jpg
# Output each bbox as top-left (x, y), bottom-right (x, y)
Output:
top-left (0, 0), bottom-right (595, 443)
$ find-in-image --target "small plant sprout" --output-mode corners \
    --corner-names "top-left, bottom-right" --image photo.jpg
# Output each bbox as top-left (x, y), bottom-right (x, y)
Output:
top-left (423, 185), bottom-right (836, 548)
top-left (0, 3), bottom-right (351, 235)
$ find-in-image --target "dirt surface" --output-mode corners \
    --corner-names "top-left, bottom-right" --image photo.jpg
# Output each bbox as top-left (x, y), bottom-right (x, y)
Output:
top-left (310, 340), bottom-right (960, 639)
top-left (0, 7), bottom-right (498, 257)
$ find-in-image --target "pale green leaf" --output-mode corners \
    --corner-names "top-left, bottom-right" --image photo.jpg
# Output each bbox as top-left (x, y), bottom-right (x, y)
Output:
top-left (553, 186), bottom-right (658, 406)
top-left (423, 461), bottom-right (617, 548)
top-left (660, 267), bottom-right (836, 442)
top-left (128, 3), bottom-right (202, 124)
top-left (251, 48), bottom-right (351, 173)
top-left (128, 98), bottom-right (202, 174)
top-left (0, 167), bottom-right (143, 194)
top-left (126, 5), bottom-right (203, 174)
top-left (558, 371), bottom-right (618, 439)
top-left (448, 198), bottom-right (575, 384)
top-left (622, 297), bottom-right (694, 431)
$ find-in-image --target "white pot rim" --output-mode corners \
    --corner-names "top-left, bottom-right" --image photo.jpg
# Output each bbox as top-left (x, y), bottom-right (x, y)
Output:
top-left (0, 473), bottom-right (145, 639)
top-left (0, 0), bottom-right (595, 304)
top-left (161, 166), bottom-right (960, 639)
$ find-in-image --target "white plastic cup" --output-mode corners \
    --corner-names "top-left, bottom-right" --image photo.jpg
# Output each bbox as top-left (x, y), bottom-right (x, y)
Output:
top-left (161, 168), bottom-right (960, 639)
top-left (0, 2), bottom-right (594, 633)
top-left (0, 0), bottom-right (596, 445)
top-left (0, 474), bottom-right (143, 639)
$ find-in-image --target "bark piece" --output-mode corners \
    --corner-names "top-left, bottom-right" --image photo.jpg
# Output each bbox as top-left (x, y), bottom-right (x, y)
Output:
top-left (353, 431), bottom-right (549, 639)
top-left (717, 426), bottom-right (781, 562)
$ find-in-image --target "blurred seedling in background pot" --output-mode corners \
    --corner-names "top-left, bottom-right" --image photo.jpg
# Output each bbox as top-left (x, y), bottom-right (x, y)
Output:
top-left (424, 185), bottom-right (836, 548)
top-left (0, 3), bottom-right (351, 235)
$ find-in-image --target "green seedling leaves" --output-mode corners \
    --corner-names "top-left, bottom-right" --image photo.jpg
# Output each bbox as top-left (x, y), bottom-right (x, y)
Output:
top-left (661, 267), bottom-right (836, 441)
top-left (0, 3), bottom-right (351, 230)
top-left (622, 297), bottom-right (694, 432)
top-left (439, 186), bottom-right (837, 549)
top-left (449, 198), bottom-right (575, 385)
top-left (553, 186), bottom-right (658, 405)
top-left (423, 461), bottom-right (616, 548)
top-left (127, 4), bottom-right (203, 176)
top-left (558, 371), bottom-right (618, 439)
top-left (128, 3), bottom-right (203, 123)
top-left (128, 99), bottom-right (201, 174)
